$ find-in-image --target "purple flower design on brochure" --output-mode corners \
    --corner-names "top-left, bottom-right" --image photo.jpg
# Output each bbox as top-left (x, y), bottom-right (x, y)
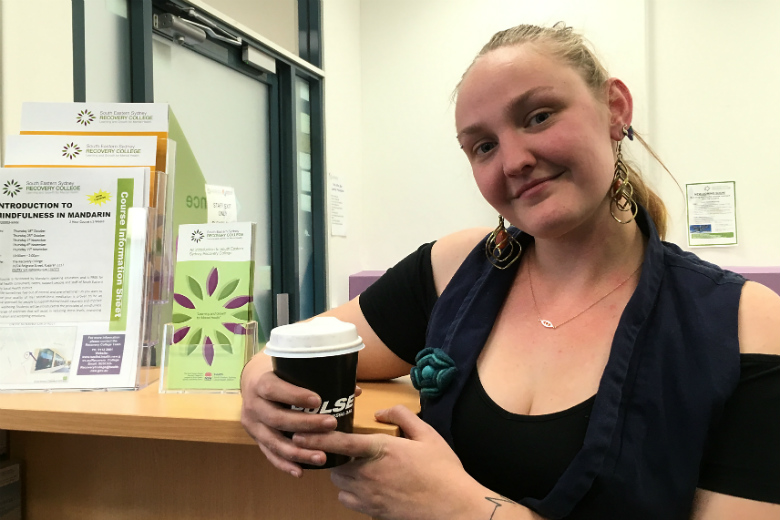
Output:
top-left (172, 267), bottom-right (252, 366)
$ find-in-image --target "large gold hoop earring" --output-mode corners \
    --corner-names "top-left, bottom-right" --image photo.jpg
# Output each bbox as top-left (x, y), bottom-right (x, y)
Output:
top-left (610, 136), bottom-right (638, 224)
top-left (485, 215), bottom-right (521, 269)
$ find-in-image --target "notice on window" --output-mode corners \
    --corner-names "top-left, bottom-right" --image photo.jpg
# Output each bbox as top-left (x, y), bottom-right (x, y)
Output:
top-left (205, 184), bottom-right (237, 223)
top-left (686, 181), bottom-right (737, 247)
top-left (329, 174), bottom-right (347, 237)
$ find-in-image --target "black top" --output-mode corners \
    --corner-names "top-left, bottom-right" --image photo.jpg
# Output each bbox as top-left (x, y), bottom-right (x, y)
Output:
top-left (359, 242), bottom-right (780, 504)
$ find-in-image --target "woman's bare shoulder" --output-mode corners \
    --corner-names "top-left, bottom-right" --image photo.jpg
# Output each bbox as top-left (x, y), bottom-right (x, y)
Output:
top-left (738, 281), bottom-right (780, 355)
top-left (430, 227), bottom-right (492, 295)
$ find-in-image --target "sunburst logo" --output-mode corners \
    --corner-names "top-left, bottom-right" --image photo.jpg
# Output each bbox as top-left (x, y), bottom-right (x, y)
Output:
top-left (191, 229), bottom-right (204, 243)
top-left (62, 142), bottom-right (81, 160)
top-left (87, 190), bottom-right (111, 206)
top-left (2, 179), bottom-right (21, 198)
top-left (173, 267), bottom-right (252, 366)
top-left (76, 109), bottom-right (95, 126)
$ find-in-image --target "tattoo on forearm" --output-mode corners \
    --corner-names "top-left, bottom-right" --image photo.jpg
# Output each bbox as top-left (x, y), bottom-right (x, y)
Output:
top-left (485, 496), bottom-right (517, 519)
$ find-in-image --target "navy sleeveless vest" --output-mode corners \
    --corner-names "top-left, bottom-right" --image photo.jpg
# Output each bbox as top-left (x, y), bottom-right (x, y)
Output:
top-left (422, 207), bottom-right (745, 519)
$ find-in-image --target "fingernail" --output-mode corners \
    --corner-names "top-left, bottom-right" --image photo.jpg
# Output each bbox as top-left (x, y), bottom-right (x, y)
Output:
top-left (324, 416), bottom-right (337, 427)
top-left (290, 469), bottom-right (301, 478)
top-left (374, 408), bottom-right (387, 417)
top-left (307, 396), bottom-right (321, 407)
top-left (294, 433), bottom-right (306, 443)
top-left (311, 453), bottom-right (324, 465)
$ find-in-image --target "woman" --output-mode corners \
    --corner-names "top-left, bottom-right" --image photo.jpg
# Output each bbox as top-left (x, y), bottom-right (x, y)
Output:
top-left (241, 24), bottom-right (780, 519)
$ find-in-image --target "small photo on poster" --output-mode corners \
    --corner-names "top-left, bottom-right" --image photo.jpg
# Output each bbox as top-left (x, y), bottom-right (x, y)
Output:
top-left (0, 326), bottom-right (77, 384)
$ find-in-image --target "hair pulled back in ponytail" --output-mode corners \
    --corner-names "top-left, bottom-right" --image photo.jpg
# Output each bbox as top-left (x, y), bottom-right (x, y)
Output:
top-left (457, 22), bottom-right (669, 238)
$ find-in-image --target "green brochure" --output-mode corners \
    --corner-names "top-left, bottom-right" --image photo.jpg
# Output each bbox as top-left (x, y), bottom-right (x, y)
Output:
top-left (167, 222), bottom-right (255, 390)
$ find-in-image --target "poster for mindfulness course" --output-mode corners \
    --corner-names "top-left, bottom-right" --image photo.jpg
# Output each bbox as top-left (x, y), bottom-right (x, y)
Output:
top-left (0, 168), bottom-right (148, 390)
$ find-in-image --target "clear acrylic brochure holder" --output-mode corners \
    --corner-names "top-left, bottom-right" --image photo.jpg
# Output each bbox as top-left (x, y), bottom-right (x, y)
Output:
top-left (142, 139), bottom-right (177, 365)
top-left (158, 320), bottom-right (259, 394)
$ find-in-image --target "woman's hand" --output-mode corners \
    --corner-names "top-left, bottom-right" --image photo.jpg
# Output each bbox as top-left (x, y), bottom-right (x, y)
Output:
top-left (240, 354), bottom-right (340, 477)
top-left (291, 404), bottom-right (496, 520)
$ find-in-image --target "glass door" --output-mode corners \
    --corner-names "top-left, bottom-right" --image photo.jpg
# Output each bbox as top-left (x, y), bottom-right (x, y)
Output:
top-left (295, 77), bottom-right (314, 319)
top-left (152, 35), bottom-right (273, 340)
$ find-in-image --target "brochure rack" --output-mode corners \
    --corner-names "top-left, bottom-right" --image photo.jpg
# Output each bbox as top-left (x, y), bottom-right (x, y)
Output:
top-left (130, 206), bottom-right (158, 390)
top-left (143, 139), bottom-right (178, 364)
top-left (2, 103), bottom-right (178, 392)
top-left (0, 207), bottom-right (155, 392)
top-left (158, 320), bottom-right (259, 393)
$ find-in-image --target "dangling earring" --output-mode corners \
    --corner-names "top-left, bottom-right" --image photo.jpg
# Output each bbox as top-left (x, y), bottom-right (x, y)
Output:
top-left (610, 126), bottom-right (638, 224)
top-left (485, 215), bottom-right (521, 269)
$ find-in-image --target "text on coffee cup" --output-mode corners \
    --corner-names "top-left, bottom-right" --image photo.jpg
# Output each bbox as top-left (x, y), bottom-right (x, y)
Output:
top-left (291, 394), bottom-right (355, 418)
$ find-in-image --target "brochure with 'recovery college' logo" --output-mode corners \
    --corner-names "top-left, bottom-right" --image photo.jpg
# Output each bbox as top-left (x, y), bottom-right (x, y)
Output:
top-left (167, 222), bottom-right (256, 390)
top-left (0, 167), bottom-right (148, 390)
top-left (19, 102), bottom-right (170, 202)
top-left (3, 135), bottom-right (154, 204)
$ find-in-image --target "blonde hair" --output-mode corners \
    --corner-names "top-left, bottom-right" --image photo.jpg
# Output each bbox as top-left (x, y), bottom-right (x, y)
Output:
top-left (458, 23), bottom-right (669, 239)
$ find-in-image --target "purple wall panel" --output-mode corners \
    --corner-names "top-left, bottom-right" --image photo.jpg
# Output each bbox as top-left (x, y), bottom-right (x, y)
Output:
top-left (726, 267), bottom-right (780, 296)
top-left (349, 271), bottom-right (386, 300)
top-left (348, 268), bottom-right (780, 301)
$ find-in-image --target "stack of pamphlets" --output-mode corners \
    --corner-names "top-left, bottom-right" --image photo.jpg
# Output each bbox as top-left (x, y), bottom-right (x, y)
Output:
top-left (4, 135), bottom-right (155, 200)
top-left (0, 103), bottom-right (170, 391)
top-left (165, 222), bottom-right (255, 390)
top-left (15, 102), bottom-right (176, 304)
top-left (18, 102), bottom-right (170, 204)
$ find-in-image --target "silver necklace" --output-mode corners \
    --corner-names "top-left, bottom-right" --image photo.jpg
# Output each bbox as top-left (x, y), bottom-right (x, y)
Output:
top-left (527, 260), bottom-right (642, 330)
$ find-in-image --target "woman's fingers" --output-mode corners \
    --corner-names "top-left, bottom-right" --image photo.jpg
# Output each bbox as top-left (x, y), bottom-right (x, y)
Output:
top-left (243, 373), bottom-right (337, 433)
top-left (252, 370), bottom-right (320, 408)
top-left (293, 431), bottom-right (385, 460)
top-left (374, 405), bottom-right (436, 441)
top-left (257, 441), bottom-right (304, 478)
top-left (245, 418), bottom-right (329, 468)
top-left (255, 428), bottom-right (330, 477)
top-left (248, 398), bottom-right (337, 434)
top-left (241, 368), bottom-right (338, 471)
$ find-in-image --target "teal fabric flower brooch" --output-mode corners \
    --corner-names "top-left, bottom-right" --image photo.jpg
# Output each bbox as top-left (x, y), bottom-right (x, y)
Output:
top-left (410, 347), bottom-right (458, 399)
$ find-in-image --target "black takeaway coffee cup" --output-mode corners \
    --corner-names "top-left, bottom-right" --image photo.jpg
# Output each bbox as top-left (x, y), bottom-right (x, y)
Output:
top-left (264, 317), bottom-right (364, 469)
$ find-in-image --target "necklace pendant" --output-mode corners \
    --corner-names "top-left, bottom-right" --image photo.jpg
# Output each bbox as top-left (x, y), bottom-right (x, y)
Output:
top-left (540, 319), bottom-right (555, 329)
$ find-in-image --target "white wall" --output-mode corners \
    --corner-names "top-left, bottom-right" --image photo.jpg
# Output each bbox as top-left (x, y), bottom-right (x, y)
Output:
top-left (320, 0), bottom-right (780, 309)
top-left (0, 0), bottom-right (73, 161)
top-left (649, 0), bottom-right (780, 266)
top-left (342, 0), bottom-right (648, 296)
top-left (321, 0), bottom-right (364, 308)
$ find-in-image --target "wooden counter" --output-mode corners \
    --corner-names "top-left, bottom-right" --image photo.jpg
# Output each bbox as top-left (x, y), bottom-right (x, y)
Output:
top-left (0, 368), bottom-right (420, 520)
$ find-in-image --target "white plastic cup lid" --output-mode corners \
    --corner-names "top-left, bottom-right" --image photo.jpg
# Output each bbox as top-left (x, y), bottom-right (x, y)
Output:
top-left (264, 316), bottom-right (364, 358)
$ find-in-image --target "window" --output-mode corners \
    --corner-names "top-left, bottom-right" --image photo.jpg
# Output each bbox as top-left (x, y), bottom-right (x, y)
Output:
top-left (73, 0), bottom-right (326, 333)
